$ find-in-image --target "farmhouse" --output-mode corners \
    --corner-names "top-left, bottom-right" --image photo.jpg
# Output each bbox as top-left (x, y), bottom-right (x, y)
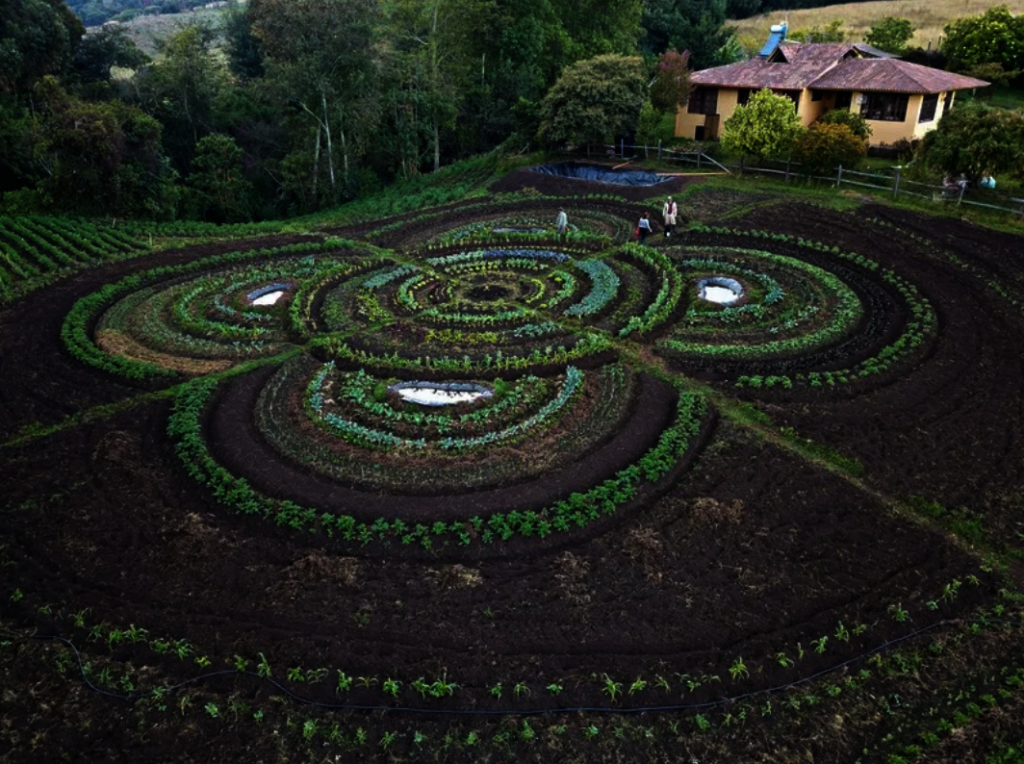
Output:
top-left (676, 24), bottom-right (989, 146)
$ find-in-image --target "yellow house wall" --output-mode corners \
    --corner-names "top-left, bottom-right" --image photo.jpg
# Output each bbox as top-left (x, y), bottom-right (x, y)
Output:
top-left (849, 92), bottom-right (922, 146)
top-left (676, 88), bottom-right (741, 139)
top-left (800, 89), bottom-right (832, 125)
top-left (675, 87), bottom-right (964, 145)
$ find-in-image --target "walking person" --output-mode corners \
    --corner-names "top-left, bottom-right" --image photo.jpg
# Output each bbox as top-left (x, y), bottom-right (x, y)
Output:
top-left (555, 207), bottom-right (568, 239)
top-left (662, 196), bottom-right (677, 237)
top-left (637, 212), bottom-right (652, 244)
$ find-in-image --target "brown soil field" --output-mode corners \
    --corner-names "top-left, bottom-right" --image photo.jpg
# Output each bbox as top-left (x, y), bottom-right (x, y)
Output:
top-left (2, 172), bottom-right (1024, 763)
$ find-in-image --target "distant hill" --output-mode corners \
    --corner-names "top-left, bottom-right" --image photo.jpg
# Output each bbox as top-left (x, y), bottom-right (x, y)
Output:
top-left (68, 0), bottom-right (223, 27)
top-left (730, 0), bottom-right (1024, 52)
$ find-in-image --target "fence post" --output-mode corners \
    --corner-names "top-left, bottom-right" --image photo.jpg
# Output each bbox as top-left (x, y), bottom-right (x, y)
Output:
top-left (696, 151), bottom-right (702, 169)
top-left (620, 138), bottom-right (625, 158)
top-left (893, 166), bottom-right (901, 199)
top-left (958, 182), bottom-right (966, 205)
top-left (657, 140), bottom-right (662, 161)
top-left (836, 165), bottom-right (843, 188)
top-left (785, 158), bottom-right (792, 182)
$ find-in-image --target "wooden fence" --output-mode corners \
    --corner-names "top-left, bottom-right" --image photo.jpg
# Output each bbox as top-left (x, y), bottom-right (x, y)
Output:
top-left (572, 141), bottom-right (1024, 218)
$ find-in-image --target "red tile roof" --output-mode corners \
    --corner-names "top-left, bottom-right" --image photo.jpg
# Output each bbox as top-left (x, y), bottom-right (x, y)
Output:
top-left (810, 58), bottom-right (988, 92)
top-left (690, 43), bottom-right (988, 93)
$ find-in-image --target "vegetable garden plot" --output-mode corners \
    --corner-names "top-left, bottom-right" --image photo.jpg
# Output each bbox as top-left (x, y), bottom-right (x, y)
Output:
top-left (1, 197), bottom-right (1024, 763)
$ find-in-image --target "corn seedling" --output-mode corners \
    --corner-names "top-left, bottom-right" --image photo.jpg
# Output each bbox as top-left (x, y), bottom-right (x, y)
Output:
top-left (465, 731), bottom-right (479, 746)
top-left (336, 670), bottom-right (353, 693)
top-left (307, 668), bottom-right (328, 684)
top-left (380, 731), bottom-right (396, 750)
top-left (357, 675), bottom-right (378, 688)
top-left (204, 703), bottom-right (220, 718)
top-left (694, 714), bottom-right (711, 731)
top-left (654, 674), bottom-right (671, 692)
top-left (194, 655), bottom-right (211, 668)
top-left (629, 677), bottom-right (647, 695)
top-left (287, 667), bottom-right (304, 682)
top-left (513, 681), bottom-right (529, 698)
top-left (941, 579), bottom-right (962, 602)
top-left (585, 724), bottom-right (600, 739)
top-left (813, 636), bottom-right (828, 654)
top-left (602, 674), bottom-right (623, 701)
top-left (174, 640), bottom-right (193, 661)
top-left (73, 609), bottom-right (89, 628)
top-left (489, 682), bottom-right (503, 699)
top-left (303, 720), bottom-right (318, 740)
top-left (233, 655), bottom-right (249, 672)
top-left (776, 652), bottom-right (794, 668)
top-left (889, 603), bottom-right (910, 622)
top-left (383, 677), bottom-right (401, 697)
top-left (546, 682), bottom-right (563, 695)
top-left (257, 653), bottom-right (272, 678)
top-left (729, 657), bottom-right (749, 680)
top-left (835, 622), bottom-right (850, 642)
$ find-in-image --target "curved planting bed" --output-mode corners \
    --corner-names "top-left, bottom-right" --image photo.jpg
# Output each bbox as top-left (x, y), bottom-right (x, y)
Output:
top-left (2, 188), bottom-right (1024, 763)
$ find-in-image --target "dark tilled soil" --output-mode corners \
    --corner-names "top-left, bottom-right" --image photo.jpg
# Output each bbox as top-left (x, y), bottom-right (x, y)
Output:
top-left (1, 197), bottom-right (1023, 763)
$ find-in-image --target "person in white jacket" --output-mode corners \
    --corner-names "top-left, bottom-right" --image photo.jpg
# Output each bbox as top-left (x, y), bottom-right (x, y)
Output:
top-left (662, 196), bottom-right (677, 237)
top-left (555, 207), bottom-right (568, 238)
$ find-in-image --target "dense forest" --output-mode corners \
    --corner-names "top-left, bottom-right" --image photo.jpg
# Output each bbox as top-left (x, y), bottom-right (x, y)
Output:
top-left (0, 0), bottom-right (1016, 223)
top-left (0, 0), bottom-right (716, 222)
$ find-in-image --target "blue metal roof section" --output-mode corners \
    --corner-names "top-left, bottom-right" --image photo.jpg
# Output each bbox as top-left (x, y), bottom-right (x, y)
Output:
top-left (759, 22), bottom-right (788, 58)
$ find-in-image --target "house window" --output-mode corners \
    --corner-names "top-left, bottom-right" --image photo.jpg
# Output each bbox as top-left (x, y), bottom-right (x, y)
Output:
top-left (861, 92), bottom-right (909, 122)
top-left (919, 93), bottom-right (939, 123)
top-left (834, 92), bottom-right (853, 110)
top-left (688, 87), bottom-right (719, 115)
top-left (774, 90), bottom-right (800, 109)
top-left (737, 88), bottom-right (751, 106)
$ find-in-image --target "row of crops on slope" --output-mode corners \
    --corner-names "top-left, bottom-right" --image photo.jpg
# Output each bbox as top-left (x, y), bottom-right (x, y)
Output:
top-left (0, 216), bottom-right (146, 301)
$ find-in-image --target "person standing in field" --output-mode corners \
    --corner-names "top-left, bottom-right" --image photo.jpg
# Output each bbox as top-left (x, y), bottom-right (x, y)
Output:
top-left (662, 196), bottom-right (677, 237)
top-left (637, 212), bottom-right (652, 243)
top-left (555, 207), bottom-right (568, 238)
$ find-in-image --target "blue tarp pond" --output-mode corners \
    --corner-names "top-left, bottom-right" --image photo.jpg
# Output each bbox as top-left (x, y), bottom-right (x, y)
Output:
top-left (529, 162), bottom-right (670, 187)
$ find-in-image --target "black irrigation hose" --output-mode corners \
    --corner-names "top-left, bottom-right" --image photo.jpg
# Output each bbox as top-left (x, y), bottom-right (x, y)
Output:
top-left (7, 618), bottom-right (986, 717)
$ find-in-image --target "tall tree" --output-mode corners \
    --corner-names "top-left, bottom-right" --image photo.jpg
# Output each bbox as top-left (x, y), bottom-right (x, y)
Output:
top-left (132, 24), bottom-right (227, 175)
top-left (0, 0), bottom-right (84, 94)
top-left (253, 0), bottom-right (382, 204)
top-left (640, 0), bottom-right (737, 70)
top-left (942, 5), bottom-right (1024, 73)
top-left (71, 24), bottom-right (149, 84)
top-left (28, 76), bottom-right (176, 217)
top-left (922, 103), bottom-right (1024, 181)
top-left (539, 54), bottom-right (646, 149)
top-left (864, 17), bottom-right (914, 56)
top-left (385, 0), bottom-right (493, 173)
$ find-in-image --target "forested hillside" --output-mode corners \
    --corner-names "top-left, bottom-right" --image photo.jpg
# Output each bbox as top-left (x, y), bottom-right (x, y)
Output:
top-left (2, 0), bottom-right (1021, 224)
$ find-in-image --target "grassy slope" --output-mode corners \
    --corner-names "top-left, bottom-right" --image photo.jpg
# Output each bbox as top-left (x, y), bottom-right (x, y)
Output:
top-left (730, 0), bottom-right (1024, 53)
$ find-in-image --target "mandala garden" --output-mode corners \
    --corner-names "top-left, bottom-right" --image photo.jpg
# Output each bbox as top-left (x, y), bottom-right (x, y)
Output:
top-left (3, 175), bottom-right (1024, 762)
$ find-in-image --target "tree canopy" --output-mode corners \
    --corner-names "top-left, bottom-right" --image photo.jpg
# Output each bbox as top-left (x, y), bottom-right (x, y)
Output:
top-left (921, 102), bottom-right (1024, 181)
top-left (722, 88), bottom-right (804, 162)
top-left (539, 54), bottom-right (646, 148)
top-left (942, 5), bottom-right (1024, 73)
top-left (864, 17), bottom-right (914, 55)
